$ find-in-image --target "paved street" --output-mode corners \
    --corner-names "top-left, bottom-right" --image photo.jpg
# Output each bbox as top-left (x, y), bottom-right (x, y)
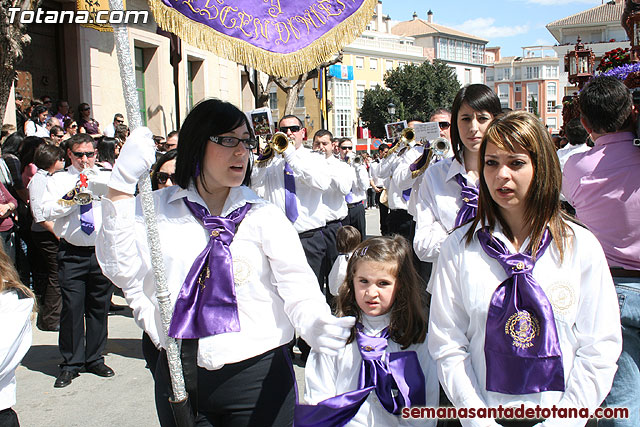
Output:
top-left (14, 206), bottom-right (381, 426)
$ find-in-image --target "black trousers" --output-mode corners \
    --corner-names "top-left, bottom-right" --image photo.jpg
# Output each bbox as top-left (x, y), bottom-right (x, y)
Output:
top-left (344, 201), bottom-right (366, 240)
top-left (32, 230), bottom-right (61, 330)
top-left (57, 240), bottom-right (113, 371)
top-left (320, 219), bottom-right (342, 308)
top-left (154, 346), bottom-right (295, 427)
top-left (386, 209), bottom-right (413, 241)
top-left (0, 408), bottom-right (19, 427)
top-left (375, 191), bottom-right (389, 235)
top-left (298, 227), bottom-right (327, 287)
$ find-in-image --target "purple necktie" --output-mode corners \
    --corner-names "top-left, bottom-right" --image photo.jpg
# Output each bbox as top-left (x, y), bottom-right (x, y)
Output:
top-left (478, 228), bottom-right (564, 394)
top-left (346, 192), bottom-right (355, 204)
top-left (454, 173), bottom-right (478, 227)
top-left (284, 162), bottom-right (298, 223)
top-left (168, 199), bottom-right (252, 339)
top-left (401, 188), bottom-right (411, 202)
top-left (295, 324), bottom-right (426, 426)
top-left (80, 203), bottom-right (94, 235)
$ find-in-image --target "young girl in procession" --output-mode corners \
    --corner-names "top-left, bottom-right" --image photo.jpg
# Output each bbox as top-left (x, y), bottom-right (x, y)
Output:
top-left (301, 235), bottom-right (439, 426)
top-left (96, 99), bottom-right (354, 426)
top-left (428, 111), bottom-right (622, 427)
top-left (413, 84), bottom-right (502, 287)
top-left (0, 245), bottom-right (34, 427)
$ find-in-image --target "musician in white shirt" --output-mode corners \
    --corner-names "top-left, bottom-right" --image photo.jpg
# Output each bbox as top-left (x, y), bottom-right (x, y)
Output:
top-left (429, 111), bottom-right (621, 427)
top-left (96, 100), bottom-right (353, 426)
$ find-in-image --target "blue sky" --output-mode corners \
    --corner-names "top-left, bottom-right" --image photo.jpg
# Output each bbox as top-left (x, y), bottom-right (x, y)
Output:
top-left (384, 0), bottom-right (606, 57)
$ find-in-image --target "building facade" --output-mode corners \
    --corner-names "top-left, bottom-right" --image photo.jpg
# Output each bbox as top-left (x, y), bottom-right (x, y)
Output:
top-left (391, 10), bottom-right (488, 86)
top-left (546, 0), bottom-right (629, 97)
top-left (485, 46), bottom-right (562, 132)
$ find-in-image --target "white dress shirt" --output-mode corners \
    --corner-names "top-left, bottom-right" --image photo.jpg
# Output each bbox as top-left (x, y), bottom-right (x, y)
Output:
top-left (321, 156), bottom-right (353, 222)
top-left (375, 146), bottom-right (410, 210)
top-left (349, 164), bottom-right (370, 204)
top-left (328, 253), bottom-right (349, 296)
top-left (305, 313), bottom-right (438, 426)
top-left (251, 145), bottom-right (330, 233)
top-left (25, 121), bottom-right (49, 137)
top-left (0, 290), bottom-right (33, 411)
top-left (28, 169), bottom-right (50, 232)
top-left (96, 185), bottom-right (331, 370)
top-left (41, 165), bottom-right (111, 246)
top-left (428, 222), bottom-right (622, 427)
top-left (103, 123), bottom-right (116, 138)
top-left (413, 157), bottom-right (476, 267)
top-left (557, 144), bottom-right (591, 172)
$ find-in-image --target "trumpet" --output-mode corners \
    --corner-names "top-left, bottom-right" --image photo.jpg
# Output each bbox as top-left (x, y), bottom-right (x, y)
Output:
top-left (430, 137), bottom-right (450, 158)
top-left (386, 127), bottom-right (415, 157)
top-left (255, 132), bottom-right (294, 166)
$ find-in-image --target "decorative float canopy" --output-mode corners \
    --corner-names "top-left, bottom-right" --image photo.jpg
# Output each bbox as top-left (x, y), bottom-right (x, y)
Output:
top-left (148, 0), bottom-right (377, 77)
top-left (564, 37), bottom-right (595, 89)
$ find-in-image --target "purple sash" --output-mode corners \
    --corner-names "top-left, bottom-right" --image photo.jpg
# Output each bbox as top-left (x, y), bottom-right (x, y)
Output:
top-left (478, 229), bottom-right (565, 394)
top-left (284, 162), bottom-right (299, 223)
top-left (401, 188), bottom-right (412, 202)
top-left (454, 173), bottom-right (478, 227)
top-left (409, 152), bottom-right (428, 173)
top-left (295, 324), bottom-right (426, 426)
top-left (168, 199), bottom-right (252, 339)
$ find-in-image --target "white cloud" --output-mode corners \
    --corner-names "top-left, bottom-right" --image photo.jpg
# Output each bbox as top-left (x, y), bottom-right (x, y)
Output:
top-left (451, 17), bottom-right (529, 39)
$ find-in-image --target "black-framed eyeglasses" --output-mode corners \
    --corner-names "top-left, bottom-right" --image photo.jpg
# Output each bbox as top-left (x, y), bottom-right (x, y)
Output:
top-left (209, 136), bottom-right (258, 150)
top-left (53, 133), bottom-right (64, 138)
top-left (81, 107), bottom-right (90, 112)
top-left (115, 120), bottom-right (125, 124)
top-left (340, 146), bottom-right (353, 150)
top-left (438, 121), bottom-right (451, 130)
top-left (156, 172), bottom-right (176, 185)
top-left (71, 151), bottom-right (95, 158)
top-left (279, 125), bottom-right (301, 133)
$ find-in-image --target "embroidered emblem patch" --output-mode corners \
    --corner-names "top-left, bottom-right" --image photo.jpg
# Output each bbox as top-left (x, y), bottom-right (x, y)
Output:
top-left (505, 310), bottom-right (540, 349)
top-left (547, 282), bottom-right (575, 316)
top-left (233, 257), bottom-right (251, 287)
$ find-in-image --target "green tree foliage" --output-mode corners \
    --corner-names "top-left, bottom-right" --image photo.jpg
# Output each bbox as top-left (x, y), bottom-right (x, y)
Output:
top-left (360, 60), bottom-right (460, 138)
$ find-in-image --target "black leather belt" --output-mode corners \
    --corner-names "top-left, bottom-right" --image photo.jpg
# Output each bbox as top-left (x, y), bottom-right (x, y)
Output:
top-left (610, 267), bottom-right (640, 278)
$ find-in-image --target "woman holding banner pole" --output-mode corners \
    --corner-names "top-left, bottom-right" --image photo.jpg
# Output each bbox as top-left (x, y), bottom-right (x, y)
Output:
top-left (96, 99), bottom-right (353, 426)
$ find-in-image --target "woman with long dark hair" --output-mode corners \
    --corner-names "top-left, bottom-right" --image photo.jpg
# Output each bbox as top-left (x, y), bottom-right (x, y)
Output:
top-left (96, 99), bottom-right (353, 426)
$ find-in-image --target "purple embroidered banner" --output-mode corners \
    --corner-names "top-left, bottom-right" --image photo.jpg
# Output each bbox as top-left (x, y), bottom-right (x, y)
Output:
top-left (149, 0), bottom-right (376, 76)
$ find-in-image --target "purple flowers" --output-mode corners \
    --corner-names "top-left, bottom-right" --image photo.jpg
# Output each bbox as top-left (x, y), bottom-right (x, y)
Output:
top-left (599, 63), bottom-right (640, 80)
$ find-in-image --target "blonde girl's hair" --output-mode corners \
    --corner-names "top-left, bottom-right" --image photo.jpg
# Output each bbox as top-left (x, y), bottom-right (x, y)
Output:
top-left (337, 235), bottom-right (428, 349)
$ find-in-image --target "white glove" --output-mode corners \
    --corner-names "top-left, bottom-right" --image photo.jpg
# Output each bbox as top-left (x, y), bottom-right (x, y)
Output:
top-left (301, 314), bottom-right (356, 357)
top-left (108, 127), bottom-right (156, 194)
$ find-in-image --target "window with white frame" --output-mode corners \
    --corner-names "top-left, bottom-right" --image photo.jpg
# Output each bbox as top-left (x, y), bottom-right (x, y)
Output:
top-left (333, 80), bottom-right (353, 138)
top-left (486, 69), bottom-right (494, 82)
top-left (547, 100), bottom-right (556, 113)
top-left (269, 86), bottom-right (278, 111)
top-left (355, 57), bottom-right (364, 69)
top-left (296, 91), bottom-right (305, 109)
top-left (527, 83), bottom-right (538, 114)
top-left (356, 84), bottom-right (365, 108)
top-left (465, 69), bottom-right (472, 85)
top-left (386, 60), bottom-right (393, 71)
top-left (545, 66), bottom-right (558, 78)
top-left (370, 58), bottom-right (378, 70)
top-left (515, 84), bottom-right (521, 92)
top-left (498, 84), bottom-right (509, 108)
top-left (547, 82), bottom-right (557, 98)
top-left (546, 117), bottom-right (557, 129)
top-left (525, 66), bottom-right (540, 79)
top-left (515, 101), bottom-right (522, 110)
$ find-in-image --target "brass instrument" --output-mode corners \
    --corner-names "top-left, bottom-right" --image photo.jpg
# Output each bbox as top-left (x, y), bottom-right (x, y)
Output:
top-left (386, 127), bottom-right (415, 157)
top-left (255, 132), bottom-right (294, 167)
top-left (411, 137), bottom-right (451, 178)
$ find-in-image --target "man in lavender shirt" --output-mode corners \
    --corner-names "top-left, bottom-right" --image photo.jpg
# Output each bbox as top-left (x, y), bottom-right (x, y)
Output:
top-left (563, 75), bottom-right (640, 427)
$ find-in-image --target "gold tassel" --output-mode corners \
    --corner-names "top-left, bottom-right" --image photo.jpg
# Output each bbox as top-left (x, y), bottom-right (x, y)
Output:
top-left (147, 0), bottom-right (377, 77)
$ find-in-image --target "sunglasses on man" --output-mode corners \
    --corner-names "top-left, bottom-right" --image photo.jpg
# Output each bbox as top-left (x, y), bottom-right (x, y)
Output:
top-left (71, 151), bottom-right (95, 158)
top-left (279, 125), bottom-right (301, 134)
top-left (438, 121), bottom-right (451, 130)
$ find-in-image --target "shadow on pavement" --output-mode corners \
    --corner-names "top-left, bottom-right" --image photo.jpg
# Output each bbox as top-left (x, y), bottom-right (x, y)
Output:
top-left (21, 338), bottom-right (145, 378)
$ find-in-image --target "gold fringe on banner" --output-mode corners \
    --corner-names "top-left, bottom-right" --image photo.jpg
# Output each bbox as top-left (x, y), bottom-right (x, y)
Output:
top-left (147, 0), bottom-right (376, 77)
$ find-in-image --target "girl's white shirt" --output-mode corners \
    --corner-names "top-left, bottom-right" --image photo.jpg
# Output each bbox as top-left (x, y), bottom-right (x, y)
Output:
top-left (413, 156), bottom-right (477, 291)
top-left (305, 313), bottom-right (439, 426)
top-left (428, 221), bottom-right (622, 427)
top-left (0, 289), bottom-right (33, 410)
top-left (96, 185), bottom-right (331, 370)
